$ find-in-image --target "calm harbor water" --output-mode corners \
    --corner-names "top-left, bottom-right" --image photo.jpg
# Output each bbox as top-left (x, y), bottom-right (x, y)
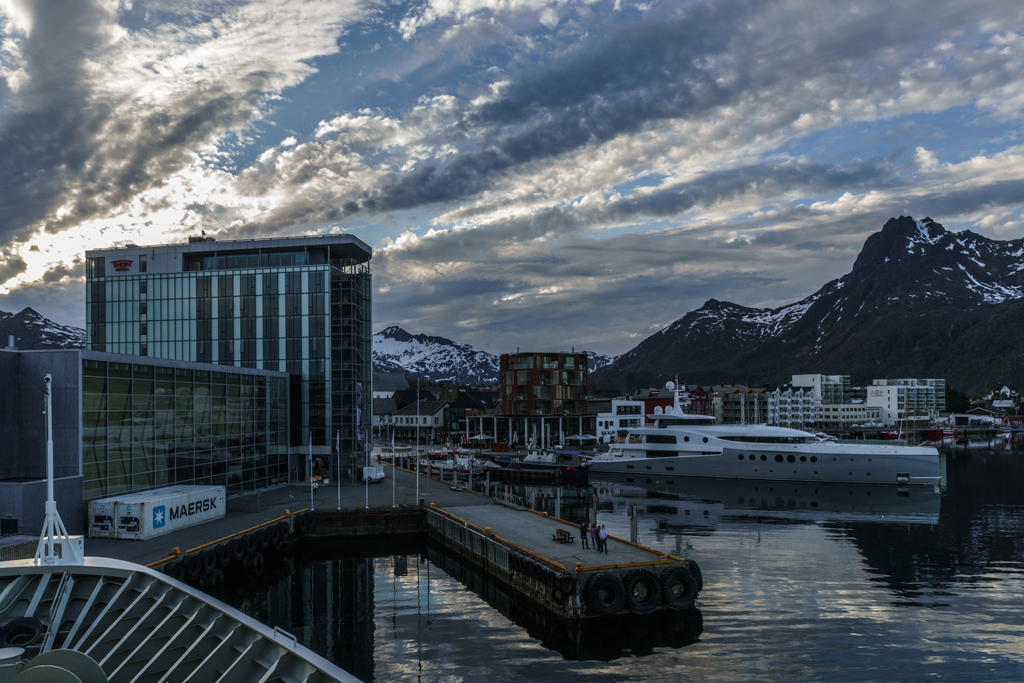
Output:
top-left (236, 449), bottom-right (1024, 682)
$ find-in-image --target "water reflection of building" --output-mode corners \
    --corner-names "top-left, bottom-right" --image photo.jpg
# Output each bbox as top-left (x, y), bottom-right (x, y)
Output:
top-left (252, 552), bottom-right (376, 682)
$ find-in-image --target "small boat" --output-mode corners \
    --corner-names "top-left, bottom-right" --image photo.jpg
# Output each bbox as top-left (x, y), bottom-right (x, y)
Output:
top-left (418, 455), bottom-right (485, 480)
top-left (496, 442), bottom-right (590, 479)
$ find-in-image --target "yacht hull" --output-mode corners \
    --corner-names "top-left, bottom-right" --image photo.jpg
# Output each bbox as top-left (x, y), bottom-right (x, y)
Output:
top-left (587, 444), bottom-right (940, 486)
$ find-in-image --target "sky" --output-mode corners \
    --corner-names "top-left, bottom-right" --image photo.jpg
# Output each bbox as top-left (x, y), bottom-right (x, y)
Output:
top-left (2, 0), bottom-right (1024, 356)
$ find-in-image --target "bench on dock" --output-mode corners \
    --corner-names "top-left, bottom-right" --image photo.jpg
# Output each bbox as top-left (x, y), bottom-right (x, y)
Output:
top-left (551, 528), bottom-right (575, 544)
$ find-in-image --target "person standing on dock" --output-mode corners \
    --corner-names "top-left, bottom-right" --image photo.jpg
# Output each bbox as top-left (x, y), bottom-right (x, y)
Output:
top-left (590, 523), bottom-right (599, 551)
top-left (579, 521), bottom-right (589, 549)
top-left (599, 525), bottom-right (609, 554)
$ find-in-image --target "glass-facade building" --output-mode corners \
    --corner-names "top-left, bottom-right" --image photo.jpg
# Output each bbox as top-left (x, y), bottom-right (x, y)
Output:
top-left (81, 353), bottom-right (289, 502)
top-left (85, 235), bottom-right (373, 480)
top-left (0, 348), bottom-right (289, 534)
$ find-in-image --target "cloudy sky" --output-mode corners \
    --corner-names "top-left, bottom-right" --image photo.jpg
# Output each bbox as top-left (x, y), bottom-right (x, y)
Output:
top-left (2, 0), bottom-right (1024, 355)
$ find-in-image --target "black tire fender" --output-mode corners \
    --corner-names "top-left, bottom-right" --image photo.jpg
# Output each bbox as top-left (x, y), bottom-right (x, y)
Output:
top-left (622, 570), bottom-right (661, 614)
top-left (244, 532), bottom-right (259, 555)
top-left (557, 576), bottom-right (576, 595)
top-left (215, 543), bottom-right (232, 569)
top-left (583, 573), bottom-right (625, 616)
top-left (306, 511), bottom-right (316, 532)
top-left (258, 526), bottom-right (271, 551)
top-left (162, 561), bottom-right (181, 580)
top-left (247, 551), bottom-right (265, 577)
top-left (551, 587), bottom-right (568, 605)
top-left (660, 565), bottom-right (699, 611)
top-left (184, 553), bottom-right (202, 582)
top-left (200, 549), bottom-right (217, 575)
top-left (231, 537), bottom-right (246, 562)
top-left (685, 559), bottom-right (704, 592)
top-left (270, 523), bottom-right (283, 545)
top-left (295, 514), bottom-right (310, 535)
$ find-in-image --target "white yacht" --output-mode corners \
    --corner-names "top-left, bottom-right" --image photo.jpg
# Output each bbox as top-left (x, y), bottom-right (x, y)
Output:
top-left (586, 384), bottom-right (941, 487)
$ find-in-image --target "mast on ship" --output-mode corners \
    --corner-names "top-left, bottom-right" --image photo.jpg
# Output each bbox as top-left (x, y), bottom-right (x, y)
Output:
top-left (34, 374), bottom-right (82, 565)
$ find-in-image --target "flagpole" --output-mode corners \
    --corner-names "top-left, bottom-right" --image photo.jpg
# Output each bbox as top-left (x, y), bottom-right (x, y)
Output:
top-left (309, 434), bottom-right (314, 510)
top-left (416, 379), bottom-right (420, 505)
top-left (391, 428), bottom-right (396, 508)
top-left (337, 430), bottom-right (341, 511)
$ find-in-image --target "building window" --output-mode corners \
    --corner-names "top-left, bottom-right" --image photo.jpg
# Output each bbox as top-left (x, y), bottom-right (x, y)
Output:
top-left (139, 301), bottom-right (147, 315)
top-left (140, 255), bottom-right (147, 273)
top-left (139, 343), bottom-right (147, 356)
top-left (139, 280), bottom-right (147, 294)
top-left (140, 322), bottom-right (147, 336)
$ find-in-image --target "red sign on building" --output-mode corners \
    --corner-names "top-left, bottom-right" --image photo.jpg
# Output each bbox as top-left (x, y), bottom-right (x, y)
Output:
top-left (110, 259), bottom-right (133, 272)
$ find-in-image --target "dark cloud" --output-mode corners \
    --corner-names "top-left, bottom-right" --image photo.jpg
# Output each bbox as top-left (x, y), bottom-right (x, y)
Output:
top-left (0, 0), bottom-right (116, 240)
top-left (357, 0), bottom-right (1023, 216)
top-left (0, 255), bottom-right (28, 283)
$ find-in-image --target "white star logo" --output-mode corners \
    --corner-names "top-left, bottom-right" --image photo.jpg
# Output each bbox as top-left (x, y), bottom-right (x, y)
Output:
top-left (154, 509), bottom-right (164, 526)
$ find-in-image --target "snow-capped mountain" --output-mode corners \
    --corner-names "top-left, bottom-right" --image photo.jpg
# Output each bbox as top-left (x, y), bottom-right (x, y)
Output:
top-left (594, 216), bottom-right (1024, 392)
top-left (0, 308), bottom-right (86, 349)
top-left (373, 327), bottom-right (501, 384)
top-left (372, 327), bottom-right (618, 385)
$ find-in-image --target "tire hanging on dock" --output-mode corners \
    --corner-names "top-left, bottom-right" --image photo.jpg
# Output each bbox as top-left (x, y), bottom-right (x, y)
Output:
top-left (247, 551), bottom-right (265, 577)
top-left (557, 576), bottom-right (576, 595)
top-left (583, 573), bottom-right (625, 616)
top-left (659, 565), bottom-right (699, 611)
top-left (551, 587), bottom-right (568, 605)
top-left (295, 514), bottom-right (310, 535)
top-left (200, 549), bottom-right (217, 575)
top-left (244, 532), bottom-right (259, 554)
top-left (684, 559), bottom-right (704, 592)
top-left (184, 554), bottom-right (202, 582)
top-left (215, 543), bottom-right (232, 569)
top-left (622, 570), bottom-right (661, 614)
top-left (230, 537), bottom-right (246, 562)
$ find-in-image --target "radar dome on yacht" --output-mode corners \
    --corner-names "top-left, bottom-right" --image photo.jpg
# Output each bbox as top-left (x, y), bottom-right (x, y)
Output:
top-left (665, 381), bottom-right (675, 391)
top-left (654, 406), bottom-right (663, 415)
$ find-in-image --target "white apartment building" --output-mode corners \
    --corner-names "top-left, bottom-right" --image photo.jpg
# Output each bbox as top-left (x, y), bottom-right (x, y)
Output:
top-left (792, 374), bottom-right (850, 404)
top-left (596, 399), bottom-right (645, 443)
top-left (866, 378), bottom-right (946, 426)
top-left (821, 403), bottom-right (883, 429)
top-left (768, 386), bottom-right (821, 429)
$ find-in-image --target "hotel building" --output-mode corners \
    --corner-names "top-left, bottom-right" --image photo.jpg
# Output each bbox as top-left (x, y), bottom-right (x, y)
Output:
top-left (85, 235), bottom-right (373, 478)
